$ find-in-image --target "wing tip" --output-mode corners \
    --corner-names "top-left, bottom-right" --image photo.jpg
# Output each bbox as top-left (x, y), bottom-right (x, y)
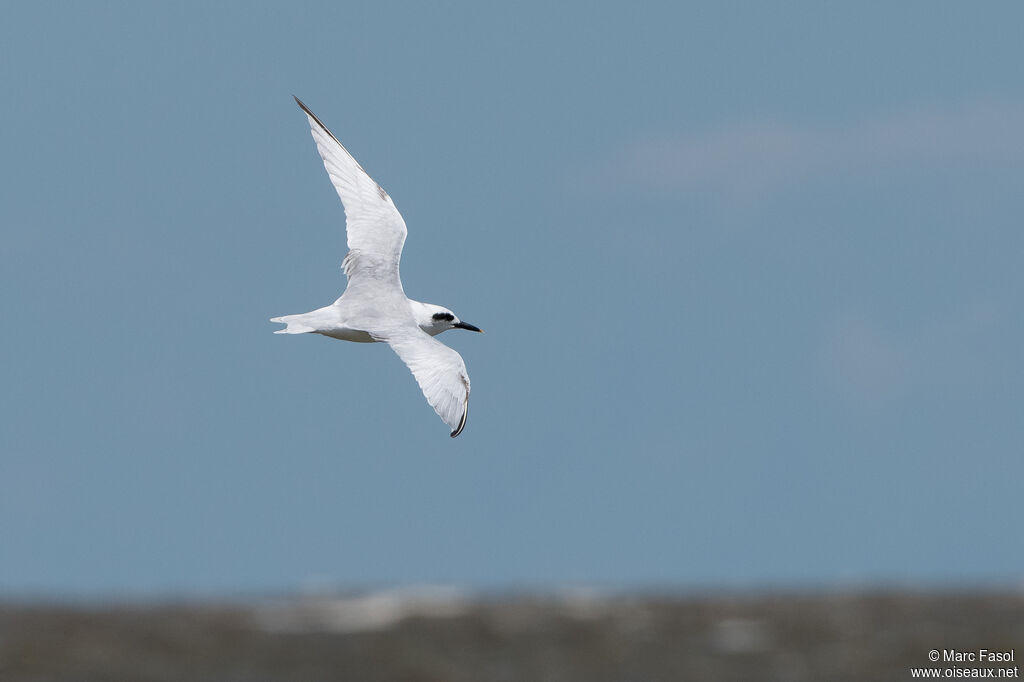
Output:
top-left (449, 400), bottom-right (469, 438)
top-left (292, 95), bottom-right (392, 202)
top-left (293, 94), bottom-right (311, 115)
top-left (294, 95), bottom-right (329, 134)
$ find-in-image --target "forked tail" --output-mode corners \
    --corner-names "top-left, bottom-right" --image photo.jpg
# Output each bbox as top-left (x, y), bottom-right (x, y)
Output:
top-left (269, 315), bottom-right (316, 334)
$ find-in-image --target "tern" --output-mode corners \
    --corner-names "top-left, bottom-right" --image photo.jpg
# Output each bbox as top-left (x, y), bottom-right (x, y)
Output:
top-left (272, 97), bottom-right (483, 437)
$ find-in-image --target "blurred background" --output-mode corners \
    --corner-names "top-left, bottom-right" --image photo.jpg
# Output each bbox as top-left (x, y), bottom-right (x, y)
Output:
top-left (2, 2), bottom-right (1022, 679)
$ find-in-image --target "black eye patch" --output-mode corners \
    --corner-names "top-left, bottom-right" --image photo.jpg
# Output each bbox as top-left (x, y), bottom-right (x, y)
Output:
top-left (432, 312), bottom-right (455, 322)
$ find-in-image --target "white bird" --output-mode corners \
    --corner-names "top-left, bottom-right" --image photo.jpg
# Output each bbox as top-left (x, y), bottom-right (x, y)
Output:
top-left (272, 97), bottom-right (483, 437)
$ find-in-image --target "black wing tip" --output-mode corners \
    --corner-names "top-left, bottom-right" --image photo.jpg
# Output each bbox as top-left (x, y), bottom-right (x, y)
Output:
top-left (450, 400), bottom-right (469, 438)
top-left (293, 95), bottom-right (315, 119)
top-left (292, 95), bottom-right (337, 140)
top-left (293, 95), bottom-right (322, 126)
top-left (291, 95), bottom-right (390, 202)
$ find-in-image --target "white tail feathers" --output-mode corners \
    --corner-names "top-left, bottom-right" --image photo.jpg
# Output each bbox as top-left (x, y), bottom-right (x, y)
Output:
top-left (270, 316), bottom-right (316, 334)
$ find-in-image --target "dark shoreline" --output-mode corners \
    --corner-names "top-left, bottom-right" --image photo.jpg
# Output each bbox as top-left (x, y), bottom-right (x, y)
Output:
top-left (2, 589), bottom-right (1021, 681)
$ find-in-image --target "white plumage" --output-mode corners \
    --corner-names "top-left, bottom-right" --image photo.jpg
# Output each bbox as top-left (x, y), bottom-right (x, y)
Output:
top-left (271, 97), bottom-right (482, 437)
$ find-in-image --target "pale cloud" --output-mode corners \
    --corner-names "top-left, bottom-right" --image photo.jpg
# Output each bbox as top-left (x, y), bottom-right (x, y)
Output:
top-left (622, 101), bottom-right (1024, 197)
top-left (817, 301), bottom-right (1001, 406)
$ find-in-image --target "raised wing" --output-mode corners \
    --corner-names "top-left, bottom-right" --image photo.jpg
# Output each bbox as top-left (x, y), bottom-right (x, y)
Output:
top-left (295, 97), bottom-right (408, 286)
top-left (377, 327), bottom-right (471, 438)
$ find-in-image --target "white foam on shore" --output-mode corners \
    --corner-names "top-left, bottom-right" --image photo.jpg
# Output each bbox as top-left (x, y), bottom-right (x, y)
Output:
top-left (252, 585), bottom-right (472, 634)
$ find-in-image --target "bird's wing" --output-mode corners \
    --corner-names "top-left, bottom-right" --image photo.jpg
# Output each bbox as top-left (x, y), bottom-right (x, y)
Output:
top-left (375, 326), bottom-right (471, 438)
top-left (295, 97), bottom-right (408, 289)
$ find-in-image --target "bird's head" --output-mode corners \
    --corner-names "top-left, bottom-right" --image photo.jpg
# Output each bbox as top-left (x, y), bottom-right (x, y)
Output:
top-left (414, 302), bottom-right (483, 337)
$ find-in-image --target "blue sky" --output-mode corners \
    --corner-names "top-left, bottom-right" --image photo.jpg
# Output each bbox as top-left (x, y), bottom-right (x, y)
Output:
top-left (2, 2), bottom-right (1022, 597)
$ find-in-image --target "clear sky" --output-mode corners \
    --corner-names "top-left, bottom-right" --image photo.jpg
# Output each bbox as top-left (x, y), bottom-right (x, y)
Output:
top-left (2, 2), bottom-right (1022, 597)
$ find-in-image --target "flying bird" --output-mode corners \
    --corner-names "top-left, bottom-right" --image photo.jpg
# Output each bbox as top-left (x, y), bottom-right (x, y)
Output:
top-left (272, 97), bottom-right (483, 437)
